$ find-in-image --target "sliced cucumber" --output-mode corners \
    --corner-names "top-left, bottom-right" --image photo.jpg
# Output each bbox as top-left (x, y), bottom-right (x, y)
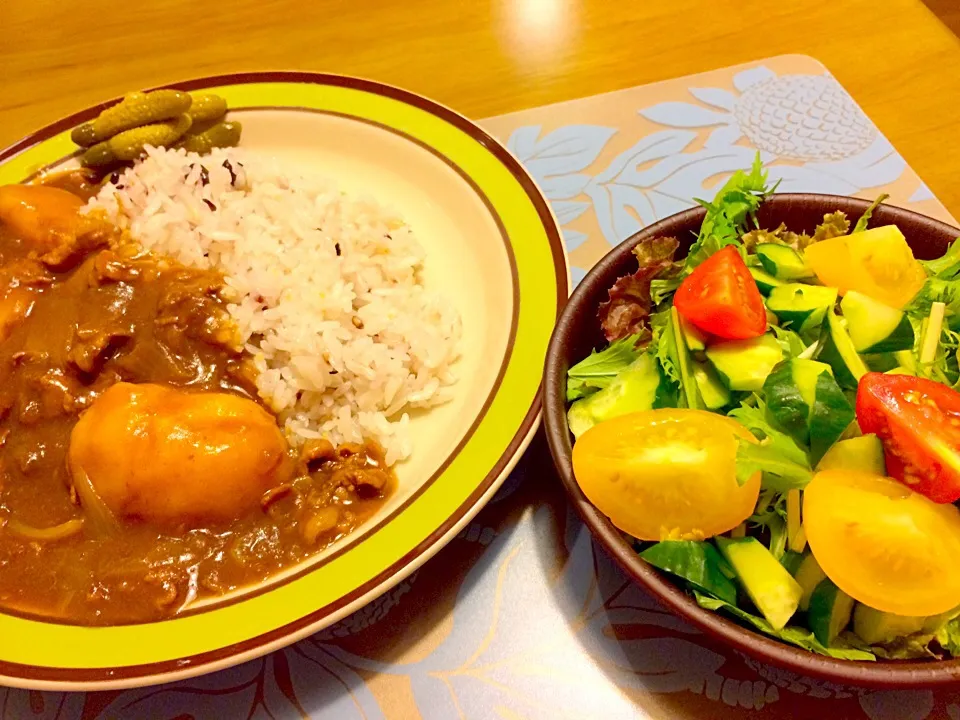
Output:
top-left (678, 313), bottom-right (708, 352)
top-left (766, 284), bottom-right (838, 333)
top-left (817, 312), bottom-right (868, 390)
top-left (693, 361), bottom-right (731, 410)
top-left (851, 604), bottom-right (959, 644)
top-left (749, 266), bottom-right (784, 295)
top-left (706, 333), bottom-right (783, 392)
top-left (763, 358), bottom-right (831, 441)
top-left (793, 552), bottom-right (827, 612)
top-left (817, 434), bottom-right (886, 475)
top-left (756, 243), bottom-right (816, 281)
top-left (841, 291), bottom-right (915, 353)
top-left (853, 604), bottom-right (928, 645)
top-left (807, 579), bottom-right (855, 646)
top-left (808, 370), bottom-right (856, 465)
top-left (567, 354), bottom-right (669, 437)
top-left (763, 360), bottom-right (812, 445)
top-left (762, 358), bottom-right (852, 461)
top-left (716, 536), bottom-right (803, 631)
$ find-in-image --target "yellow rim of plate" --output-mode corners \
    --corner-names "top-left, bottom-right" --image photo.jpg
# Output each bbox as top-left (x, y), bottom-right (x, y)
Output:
top-left (0, 76), bottom-right (565, 675)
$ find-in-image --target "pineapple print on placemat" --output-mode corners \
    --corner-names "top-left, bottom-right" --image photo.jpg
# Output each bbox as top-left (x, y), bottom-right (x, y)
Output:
top-left (733, 73), bottom-right (876, 161)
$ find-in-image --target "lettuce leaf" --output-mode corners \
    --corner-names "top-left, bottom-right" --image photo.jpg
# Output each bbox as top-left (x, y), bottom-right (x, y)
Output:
top-left (770, 324), bottom-right (806, 357)
top-left (851, 193), bottom-right (889, 234)
top-left (566, 333), bottom-right (646, 401)
top-left (650, 276), bottom-right (683, 305)
top-left (736, 442), bottom-right (814, 491)
top-left (903, 277), bottom-right (960, 320)
top-left (937, 618), bottom-right (960, 656)
top-left (837, 631), bottom-right (935, 660)
top-left (903, 281), bottom-right (960, 385)
top-left (650, 308), bottom-right (679, 383)
top-left (728, 398), bottom-right (813, 489)
top-left (641, 541), bottom-right (737, 605)
top-left (749, 501), bottom-right (788, 560)
top-left (684, 154), bottom-right (774, 270)
top-left (812, 210), bottom-right (851, 242)
top-left (694, 593), bottom-right (876, 661)
top-left (598, 237), bottom-right (679, 342)
top-left (921, 238), bottom-right (960, 280)
top-left (741, 222), bottom-right (807, 251)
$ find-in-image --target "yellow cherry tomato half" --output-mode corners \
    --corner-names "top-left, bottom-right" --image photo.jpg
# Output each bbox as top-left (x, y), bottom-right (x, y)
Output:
top-left (804, 470), bottom-right (960, 616)
top-left (571, 409), bottom-right (761, 541)
top-left (803, 225), bottom-right (926, 309)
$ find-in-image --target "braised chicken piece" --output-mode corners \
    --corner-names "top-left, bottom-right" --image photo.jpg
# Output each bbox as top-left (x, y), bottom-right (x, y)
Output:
top-left (0, 184), bottom-right (109, 269)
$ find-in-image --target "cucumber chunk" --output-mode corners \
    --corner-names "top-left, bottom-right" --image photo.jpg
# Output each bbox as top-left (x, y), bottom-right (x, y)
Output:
top-left (808, 578), bottom-right (855, 646)
top-left (766, 284), bottom-right (838, 334)
top-left (749, 266), bottom-right (784, 295)
top-left (717, 536), bottom-right (803, 630)
top-left (817, 434), bottom-right (886, 475)
top-left (818, 312), bottom-right (868, 390)
top-left (853, 604), bottom-right (927, 645)
top-left (793, 552), bottom-right (828, 612)
top-left (756, 244), bottom-right (815, 281)
top-left (841, 291), bottom-right (915, 353)
top-left (567, 354), bottom-right (670, 437)
top-left (706, 334), bottom-right (783, 392)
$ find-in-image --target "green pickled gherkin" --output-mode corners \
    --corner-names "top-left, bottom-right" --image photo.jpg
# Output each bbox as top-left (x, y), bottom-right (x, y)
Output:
top-left (186, 94), bottom-right (228, 124)
top-left (71, 90), bottom-right (193, 147)
top-left (175, 120), bottom-right (242, 154)
top-left (82, 114), bottom-right (193, 167)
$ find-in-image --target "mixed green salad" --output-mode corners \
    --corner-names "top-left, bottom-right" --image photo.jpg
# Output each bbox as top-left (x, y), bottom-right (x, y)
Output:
top-left (567, 156), bottom-right (960, 661)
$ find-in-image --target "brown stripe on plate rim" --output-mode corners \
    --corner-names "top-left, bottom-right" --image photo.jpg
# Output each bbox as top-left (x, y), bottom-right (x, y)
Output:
top-left (0, 73), bottom-right (567, 682)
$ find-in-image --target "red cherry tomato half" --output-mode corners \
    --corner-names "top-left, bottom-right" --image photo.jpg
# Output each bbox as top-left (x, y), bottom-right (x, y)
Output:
top-left (673, 246), bottom-right (766, 340)
top-left (856, 372), bottom-right (960, 503)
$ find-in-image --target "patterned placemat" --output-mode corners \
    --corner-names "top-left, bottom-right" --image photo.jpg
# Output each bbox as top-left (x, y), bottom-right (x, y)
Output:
top-left (6, 55), bottom-right (959, 720)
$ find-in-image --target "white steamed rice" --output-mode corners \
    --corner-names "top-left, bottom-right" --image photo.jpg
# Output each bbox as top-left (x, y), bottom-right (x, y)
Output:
top-left (84, 146), bottom-right (461, 465)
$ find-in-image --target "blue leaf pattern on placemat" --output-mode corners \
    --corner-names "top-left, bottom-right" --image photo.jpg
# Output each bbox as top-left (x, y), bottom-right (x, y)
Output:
top-left (570, 266), bottom-right (587, 287)
top-left (733, 65), bottom-right (776, 92)
top-left (688, 86), bottom-right (738, 111)
top-left (910, 183), bottom-right (936, 203)
top-left (639, 102), bottom-right (731, 128)
top-left (507, 124), bottom-right (616, 179)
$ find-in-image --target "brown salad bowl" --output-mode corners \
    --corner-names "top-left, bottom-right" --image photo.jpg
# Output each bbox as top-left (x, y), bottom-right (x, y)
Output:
top-left (543, 193), bottom-right (960, 688)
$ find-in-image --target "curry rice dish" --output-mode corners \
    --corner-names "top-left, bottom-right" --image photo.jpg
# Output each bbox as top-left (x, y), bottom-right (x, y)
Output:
top-left (0, 146), bottom-right (461, 625)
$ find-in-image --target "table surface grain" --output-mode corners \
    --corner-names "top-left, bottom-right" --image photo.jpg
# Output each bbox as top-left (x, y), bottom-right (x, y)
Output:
top-left (2, 0), bottom-right (959, 216)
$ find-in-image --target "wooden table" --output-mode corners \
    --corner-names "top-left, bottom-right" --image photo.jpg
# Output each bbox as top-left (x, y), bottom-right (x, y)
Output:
top-left (2, 0), bottom-right (959, 215)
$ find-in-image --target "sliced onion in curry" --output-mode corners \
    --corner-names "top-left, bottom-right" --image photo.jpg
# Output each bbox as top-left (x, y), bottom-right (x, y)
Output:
top-left (70, 465), bottom-right (121, 537)
top-left (6, 517), bottom-right (84, 542)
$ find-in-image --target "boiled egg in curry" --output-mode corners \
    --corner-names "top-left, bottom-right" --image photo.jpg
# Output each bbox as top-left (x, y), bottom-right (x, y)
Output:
top-left (68, 382), bottom-right (292, 527)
